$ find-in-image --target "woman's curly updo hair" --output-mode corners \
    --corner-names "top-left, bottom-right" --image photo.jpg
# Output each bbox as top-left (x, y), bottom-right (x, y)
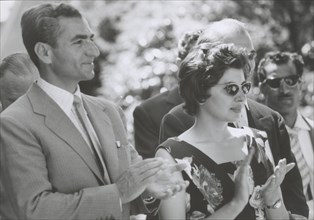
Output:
top-left (178, 43), bottom-right (252, 116)
top-left (177, 29), bottom-right (204, 61)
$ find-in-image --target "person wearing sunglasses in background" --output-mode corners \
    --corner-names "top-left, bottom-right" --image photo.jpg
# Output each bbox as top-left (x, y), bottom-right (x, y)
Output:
top-left (158, 19), bottom-right (308, 219)
top-left (156, 43), bottom-right (300, 219)
top-left (257, 51), bottom-right (314, 220)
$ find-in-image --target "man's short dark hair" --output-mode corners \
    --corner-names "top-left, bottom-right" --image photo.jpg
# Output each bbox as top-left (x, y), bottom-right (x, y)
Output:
top-left (21, 3), bottom-right (82, 68)
top-left (0, 53), bottom-right (36, 78)
top-left (257, 51), bottom-right (304, 83)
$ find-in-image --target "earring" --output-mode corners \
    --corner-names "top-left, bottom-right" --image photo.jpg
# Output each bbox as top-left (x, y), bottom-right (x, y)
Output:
top-left (198, 98), bottom-right (206, 105)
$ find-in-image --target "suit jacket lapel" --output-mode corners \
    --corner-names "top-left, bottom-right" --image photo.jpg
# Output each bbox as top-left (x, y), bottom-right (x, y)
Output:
top-left (82, 97), bottom-right (119, 183)
top-left (28, 84), bottom-right (105, 184)
top-left (247, 100), bottom-right (273, 133)
top-left (302, 115), bottom-right (314, 151)
top-left (247, 100), bottom-right (280, 161)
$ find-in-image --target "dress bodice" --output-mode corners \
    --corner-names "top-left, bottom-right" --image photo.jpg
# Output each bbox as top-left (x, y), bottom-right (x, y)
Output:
top-left (158, 126), bottom-right (274, 220)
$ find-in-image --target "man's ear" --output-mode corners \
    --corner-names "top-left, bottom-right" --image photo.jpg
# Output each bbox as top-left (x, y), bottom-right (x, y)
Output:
top-left (259, 82), bottom-right (266, 94)
top-left (34, 42), bottom-right (53, 64)
top-left (258, 82), bottom-right (265, 93)
top-left (298, 78), bottom-right (304, 96)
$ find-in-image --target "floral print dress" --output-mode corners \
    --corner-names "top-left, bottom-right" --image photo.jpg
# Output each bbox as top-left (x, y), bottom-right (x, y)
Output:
top-left (158, 126), bottom-right (274, 220)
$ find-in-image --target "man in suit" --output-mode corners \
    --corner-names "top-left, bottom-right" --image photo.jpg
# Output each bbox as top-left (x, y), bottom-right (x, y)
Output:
top-left (0, 3), bottom-right (188, 219)
top-left (257, 51), bottom-right (313, 219)
top-left (133, 30), bottom-right (202, 159)
top-left (0, 52), bottom-right (38, 111)
top-left (159, 20), bottom-right (309, 218)
top-left (133, 87), bottom-right (182, 158)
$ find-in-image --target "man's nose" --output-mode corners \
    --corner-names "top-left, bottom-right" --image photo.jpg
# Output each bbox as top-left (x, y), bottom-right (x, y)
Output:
top-left (86, 41), bottom-right (100, 58)
top-left (279, 79), bottom-right (290, 94)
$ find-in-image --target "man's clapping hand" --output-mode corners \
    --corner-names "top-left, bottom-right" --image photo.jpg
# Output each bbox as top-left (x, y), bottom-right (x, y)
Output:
top-left (145, 159), bottom-right (189, 200)
top-left (115, 158), bottom-right (188, 204)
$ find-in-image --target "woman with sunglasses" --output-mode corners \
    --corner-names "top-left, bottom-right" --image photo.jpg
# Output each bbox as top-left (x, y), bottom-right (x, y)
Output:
top-left (156, 44), bottom-right (297, 220)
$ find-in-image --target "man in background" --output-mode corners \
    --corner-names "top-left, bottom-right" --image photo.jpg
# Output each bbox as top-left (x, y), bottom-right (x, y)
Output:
top-left (0, 52), bottom-right (38, 111)
top-left (257, 51), bottom-right (313, 219)
top-left (133, 30), bottom-right (202, 159)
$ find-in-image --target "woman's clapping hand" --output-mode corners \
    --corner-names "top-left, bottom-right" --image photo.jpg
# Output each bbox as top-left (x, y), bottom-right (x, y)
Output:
top-left (233, 147), bottom-right (255, 207)
top-left (261, 158), bottom-right (295, 206)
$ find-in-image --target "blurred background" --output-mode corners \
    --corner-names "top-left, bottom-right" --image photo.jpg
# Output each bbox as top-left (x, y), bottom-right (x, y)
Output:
top-left (1, 0), bottom-right (313, 142)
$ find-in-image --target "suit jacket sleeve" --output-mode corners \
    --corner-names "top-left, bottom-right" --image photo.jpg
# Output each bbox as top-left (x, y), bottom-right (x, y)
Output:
top-left (0, 115), bottom-right (125, 219)
top-left (274, 113), bottom-right (309, 218)
top-left (133, 105), bottom-right (159, 158)
top-left (91, 98), bottom-right (148, 216)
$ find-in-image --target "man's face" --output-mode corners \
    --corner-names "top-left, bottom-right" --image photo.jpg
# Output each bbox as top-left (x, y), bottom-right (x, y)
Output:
top-left (261, 61), bottom-right (301, 115)
top-left (49, 17), bottom-right (100, 90)
top-left (0, 70), bottom-right (37, 110)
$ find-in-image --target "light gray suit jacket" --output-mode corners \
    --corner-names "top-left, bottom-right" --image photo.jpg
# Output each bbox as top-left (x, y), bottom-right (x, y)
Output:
top-left (0, 84), bottom-right (145, 219)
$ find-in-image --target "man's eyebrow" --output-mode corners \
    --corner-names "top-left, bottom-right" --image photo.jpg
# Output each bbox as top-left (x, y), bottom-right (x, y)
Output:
top-left (71, 33), bottom-right (94, 42)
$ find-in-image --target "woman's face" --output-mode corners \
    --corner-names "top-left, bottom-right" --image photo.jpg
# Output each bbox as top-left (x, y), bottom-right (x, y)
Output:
top-left (201, 68), bottom-right (247, 122)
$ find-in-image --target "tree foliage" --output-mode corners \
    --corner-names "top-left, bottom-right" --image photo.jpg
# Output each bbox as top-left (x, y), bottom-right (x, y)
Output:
top-left (74, 0), bottom-right (313, 126)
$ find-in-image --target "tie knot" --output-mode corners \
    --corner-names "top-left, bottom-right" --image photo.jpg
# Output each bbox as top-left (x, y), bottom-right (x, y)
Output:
top-left (73, 95), bottom-right (82, 107)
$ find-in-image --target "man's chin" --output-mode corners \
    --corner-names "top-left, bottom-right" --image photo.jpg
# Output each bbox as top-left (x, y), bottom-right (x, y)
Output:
top-left (273, 105), bottom-right (295, 115)
top-left (82, 71), bottom-right (95, 81)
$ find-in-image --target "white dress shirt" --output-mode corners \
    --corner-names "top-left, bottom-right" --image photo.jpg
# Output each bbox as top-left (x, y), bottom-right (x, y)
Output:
top-left (36, 77), bottom-right (94, 153)
top-left (286, 112), bottom-right (314, 175)
top-left (286, 112), bottom-right (314, 201)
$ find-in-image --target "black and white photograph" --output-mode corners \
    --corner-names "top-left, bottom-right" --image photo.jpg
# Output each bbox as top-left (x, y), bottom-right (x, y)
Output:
top-left (0, 1), bottom-right (313, 219)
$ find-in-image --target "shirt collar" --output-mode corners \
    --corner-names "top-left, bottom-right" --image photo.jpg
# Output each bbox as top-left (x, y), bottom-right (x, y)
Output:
top-left (294, 112), bottom-right (311, 131)
top-left (286, 111), bottom-right (311, 132)
top-left (36, 77), bottom-right (82, 116)
top-left (244, 99), bottom-right (249, 110)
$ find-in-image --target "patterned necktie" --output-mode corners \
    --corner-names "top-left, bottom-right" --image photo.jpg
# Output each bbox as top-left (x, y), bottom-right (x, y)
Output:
top-left (73, 95), bottom-right (110, 183)
top-left (289, 128), bottom-right (311, 197)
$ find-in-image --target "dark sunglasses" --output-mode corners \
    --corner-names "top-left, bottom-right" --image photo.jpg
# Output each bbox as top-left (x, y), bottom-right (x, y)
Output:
top-left (217, 81), bottom-right (252, 96)
top-left (263, 75), bottom-right (300, 88)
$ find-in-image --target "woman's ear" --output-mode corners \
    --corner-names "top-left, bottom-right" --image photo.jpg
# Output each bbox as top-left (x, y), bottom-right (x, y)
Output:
top-left (258, 82), bottom-right (267, 102)
top-left (34, 42), bottom-right (52, 64)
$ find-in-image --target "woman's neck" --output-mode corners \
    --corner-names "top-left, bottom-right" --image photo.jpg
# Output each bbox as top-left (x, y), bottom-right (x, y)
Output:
top-left (186, 112), bottom-right (230, 143)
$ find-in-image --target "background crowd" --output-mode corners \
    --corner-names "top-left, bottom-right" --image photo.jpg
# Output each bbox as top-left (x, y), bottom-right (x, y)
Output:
top-left (1, 1), bottom-right (313, 139)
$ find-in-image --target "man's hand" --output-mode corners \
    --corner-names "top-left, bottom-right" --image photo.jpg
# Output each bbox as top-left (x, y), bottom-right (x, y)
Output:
top-left (116, 158), bottom-right (166, 204)
top-left (145, 160), bottom-right (189, 200)
top-left (116, 157), bottom-right (187, 204)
